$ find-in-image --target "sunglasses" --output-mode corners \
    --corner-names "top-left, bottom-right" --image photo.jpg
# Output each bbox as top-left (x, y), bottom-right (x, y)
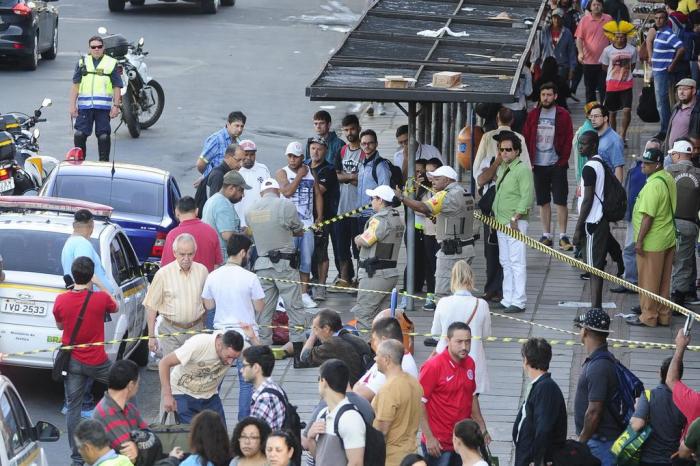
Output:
top-left (90, 44), bottom-right (103, 50)
top-left (498, 147), bottom-right (514, 152)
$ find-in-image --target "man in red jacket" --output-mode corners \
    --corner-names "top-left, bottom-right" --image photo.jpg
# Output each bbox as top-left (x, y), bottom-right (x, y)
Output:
top-left (523, 82), bottom-right (574, 250)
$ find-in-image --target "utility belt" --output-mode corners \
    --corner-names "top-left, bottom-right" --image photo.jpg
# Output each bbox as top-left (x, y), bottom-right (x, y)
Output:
top-left (265, 249), bottom-right (300, 269)
top-left (359, 258), bottom-right (397, 278)
top-left (439, 237), bottom-right (476, 256)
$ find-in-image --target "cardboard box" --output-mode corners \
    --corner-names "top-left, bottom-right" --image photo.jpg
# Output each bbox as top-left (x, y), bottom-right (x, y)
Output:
top-left (384, 75), bottom-right (413, 88)
top-left (432, 71), bottom-right (462, 88)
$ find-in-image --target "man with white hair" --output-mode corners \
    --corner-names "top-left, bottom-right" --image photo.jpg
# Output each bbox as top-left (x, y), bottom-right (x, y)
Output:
top-left (144, 233), bottom-right (208, 361)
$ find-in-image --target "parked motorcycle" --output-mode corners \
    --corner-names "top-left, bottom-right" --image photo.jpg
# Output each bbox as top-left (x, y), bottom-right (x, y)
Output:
top-left (99, 27), bottom-right (165, 139)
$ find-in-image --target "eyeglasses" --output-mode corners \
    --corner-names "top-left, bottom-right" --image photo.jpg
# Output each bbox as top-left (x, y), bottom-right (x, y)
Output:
top-left (498, 147), bottom-right (514, 152)
top-left (90, 44), bottom-right (103, 50)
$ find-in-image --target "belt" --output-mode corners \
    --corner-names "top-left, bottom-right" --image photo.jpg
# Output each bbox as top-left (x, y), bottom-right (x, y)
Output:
top-left (359, 259), bottom-right (397, 270)
top-left (161, 315), bottom-right (202, 329)
top-left (439, 238), bottom-right (476, 247)
top-left (262, 252), bottom-right (296, 261)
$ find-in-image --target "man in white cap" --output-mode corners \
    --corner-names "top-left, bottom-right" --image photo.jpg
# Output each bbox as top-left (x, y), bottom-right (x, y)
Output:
top-left (351, 185), bottom-right (405, 336)
top-left (276, 141), bottom-right (318, 309)
top-left (396, 165), bottom-right (475, 300)
top-left (238, 139), bottom-right (270, 223)
top-left (246, 178), bottom-right (308, 367)
top-left (665, 78), bottom-right (700, 151)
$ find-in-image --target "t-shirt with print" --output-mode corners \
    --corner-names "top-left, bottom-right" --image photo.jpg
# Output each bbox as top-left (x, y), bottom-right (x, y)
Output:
top-left (579, 156), bottom-right (605, 223)
top-left (282, 166), bottom-right (315, 227)
top-left (355, 354), bottom-right (419, 395)
top-left (336, 145), bottom-right (362, 214)
top-left (534, 106), bottom-right (558, 166)
top-left (171, 332), bottom-right (230, 399)
top-left (600, 44), bottom-right (637, 92)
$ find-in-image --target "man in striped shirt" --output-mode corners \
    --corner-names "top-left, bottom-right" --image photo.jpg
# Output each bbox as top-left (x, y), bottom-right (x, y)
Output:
top-left (648, 8), bottom-right (686, 139)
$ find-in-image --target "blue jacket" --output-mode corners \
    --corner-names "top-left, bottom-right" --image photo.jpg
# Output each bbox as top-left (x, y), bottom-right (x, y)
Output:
top-left (537, 26), bottom-right (577, 70)
top-left (625, 161), bottom-right (647, 221)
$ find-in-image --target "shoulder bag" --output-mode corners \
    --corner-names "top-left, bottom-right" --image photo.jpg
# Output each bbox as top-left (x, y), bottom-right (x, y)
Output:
top-left (52, 291), bottom-right (92, 382)
top-left (611, 390), bottom-right (653, 466)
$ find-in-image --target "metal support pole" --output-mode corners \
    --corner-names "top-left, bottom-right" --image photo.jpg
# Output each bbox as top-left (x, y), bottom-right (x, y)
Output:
top-left (442, 103), bottom-right (450, 159)
top-left (466, 102), bottom-right (475, 195)
top-left (425, 103), bottom-right (432, 145)
top-left (406, 101), bottom-right (417, 311)
top-left (447, 103), bottom-right (456, 168)
top-left (417, 103), bottom-right (425, 144)
top-left (454, 103), bottom-right (463, 174)
top-left (432, 103), bottom-right (441, 148)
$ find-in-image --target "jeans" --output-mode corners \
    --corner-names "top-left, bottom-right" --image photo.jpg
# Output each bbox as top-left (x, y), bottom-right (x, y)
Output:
top-left (623, 221), bottom-right (638, 284)
top-left (583, 64), bottom-right (606, 104)
top-left (293, 230), bottom-right (314, 274)
top-left (174, 393), bottom-right (225, 424)
top-left (653, 70), bottom-right (672, 135)
top-left (587, 437), bottom-right (616, 466)
top-left (205, 307), bottom-right (215, 330)
top-left (65, 358), bottom-right (112, 464)
top-left (236, 357), bottom-right (253, 420)
top-left (421, 443), bottom-right (462, 466)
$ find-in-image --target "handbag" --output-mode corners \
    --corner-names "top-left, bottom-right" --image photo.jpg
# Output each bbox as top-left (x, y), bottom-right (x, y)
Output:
top-left (149, 412), bottom-right (191, 454)
top-left (52, 290), bottom-right (92, 382)
top-left (611, 390), bottom-right (653, 466)
top-left (637, 82), bottom-right (660, 123)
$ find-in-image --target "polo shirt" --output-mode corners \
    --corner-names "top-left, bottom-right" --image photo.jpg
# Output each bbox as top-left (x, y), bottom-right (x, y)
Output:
top-left (574, 344), bottom-right (621, 439)
top-left (598, 127), bottom-right (625, 169)
top-left (575, 13), bottom-right (614, 64)
top-left (419, 350), bottom-right (476, 451)
top-left (142, 261), bottom-right (207, 325)
top-left (633, 170), bottom-right (677, 251)
top-left (673, 381), bottom-right (700, 437)
top-left (652, 27), bottom-right (684, 72)
top-left (93, 392), bottom-right (148, 451)
top-left (492, 158), bottom-right (535, 225)
top-left (160, 218), bottom-right (223, 272)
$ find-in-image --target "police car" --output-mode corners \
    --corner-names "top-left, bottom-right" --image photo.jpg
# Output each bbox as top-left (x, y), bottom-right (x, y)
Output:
top-left (0, 373), bottom-right (59, 465)
top-left (0, 196), bottom-right (149, 369)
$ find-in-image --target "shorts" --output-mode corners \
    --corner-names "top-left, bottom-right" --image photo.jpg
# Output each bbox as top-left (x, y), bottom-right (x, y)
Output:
top-left (312, 229), bottom-right (330, 263)
top-left (603, 88), bottom-right (633, 112)
top-left (293, 230), bottom-right (314, 274)
top-left (533, 165), bottom-right (569, 206)
top-left (332, 217), bottom-right (360, 261)
top-left (74, 108), bottom-right (111, 136)
top-left (585, 219), bottom-right (609, 271)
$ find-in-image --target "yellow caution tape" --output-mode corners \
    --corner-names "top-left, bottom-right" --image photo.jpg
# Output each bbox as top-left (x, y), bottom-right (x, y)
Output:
top-left (305, 202), bottom-right (371, 232)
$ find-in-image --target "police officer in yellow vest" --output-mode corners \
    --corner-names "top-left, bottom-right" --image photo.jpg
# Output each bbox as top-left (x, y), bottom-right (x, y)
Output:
top-left (397, 165), bottom-right (475, 300)
top-left (69, 35), bottom-right (123, 162)
top-left (351, 185), bottom-right (405, 337)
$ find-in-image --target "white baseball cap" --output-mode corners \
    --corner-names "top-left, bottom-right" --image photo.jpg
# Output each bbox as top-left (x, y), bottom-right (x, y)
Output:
top-left (668, 140), bottom-right (693, 154)
top-left (427, 165), bottom-right (459, 180)
top-left (239, 139), bottom-right (257, 152)
top-left (285, 141), bottom-right (304, 157)
top-left (365, 185), bottom-right (396, 203)
top-left (261, 178), bottom-right (280, 190)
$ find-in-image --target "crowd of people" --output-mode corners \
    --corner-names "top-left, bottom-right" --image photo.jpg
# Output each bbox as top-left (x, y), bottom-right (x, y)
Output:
top-left (33, 0), bottom-right (700, 465)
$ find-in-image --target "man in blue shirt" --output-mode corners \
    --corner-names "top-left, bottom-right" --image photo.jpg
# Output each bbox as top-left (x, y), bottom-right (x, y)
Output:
top-left (357, 129), bottom-right (391, 230)
top-left (202, 170), bottom-right (250, 261)
top-left (589, 104), bottom-right (625, 181)
top-left (195, 111), bottom-right (246, 179)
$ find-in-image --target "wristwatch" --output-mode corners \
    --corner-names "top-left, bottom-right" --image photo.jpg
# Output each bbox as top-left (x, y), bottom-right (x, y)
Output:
top-left (510, 216), bottom-right (518, 223)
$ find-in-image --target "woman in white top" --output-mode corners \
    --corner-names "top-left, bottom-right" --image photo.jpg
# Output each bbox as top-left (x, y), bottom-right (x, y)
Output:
top-left (453, 419), bottom-right (490, 466)
top-left (430, 260), bottom-right (492, 394)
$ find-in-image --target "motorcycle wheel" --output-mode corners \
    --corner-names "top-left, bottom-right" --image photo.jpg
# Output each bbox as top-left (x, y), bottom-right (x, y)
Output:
top-left (121, 90), bottom-right (141, 139)
top-left (108, 0), bottom-right (126, 11)
top-left (138, 80), bottom-right (165, 129)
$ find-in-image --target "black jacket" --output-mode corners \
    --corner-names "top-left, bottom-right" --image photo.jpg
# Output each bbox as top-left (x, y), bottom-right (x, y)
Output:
top-left (512, 373), bottom-right (567, 466)
top-left (207, 162), bottom-right (232, 197)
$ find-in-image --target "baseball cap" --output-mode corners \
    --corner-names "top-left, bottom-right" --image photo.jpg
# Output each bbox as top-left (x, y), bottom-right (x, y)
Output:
top-left (285, 141), bottom-right (304, 157)
top-left (637, 148), bottom-right (664, 164)
top-left (427, 165), bottom-right (459, 180)
top-left (551, 8), bottom-right (564, 17)
top-left (668, 140), bottom-right (693, 154)
top-left (223, 170), bottom-right (252, 189)
top-left (365, 185), bottom-right (396, 203)
top-left (309, 135), bottom-right (327, 147)
top-left (239, 139), bottom-right (257, 152)
top-left (261, 178), bottom-right (280, 190)
top-left (574, 308), bottom-right (613, 333)
top-left (676, 78), bottom-right (697, 88)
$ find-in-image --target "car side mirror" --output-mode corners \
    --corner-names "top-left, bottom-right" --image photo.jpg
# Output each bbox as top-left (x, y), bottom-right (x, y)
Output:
top-left (35, 421), bottom-right (60, 442)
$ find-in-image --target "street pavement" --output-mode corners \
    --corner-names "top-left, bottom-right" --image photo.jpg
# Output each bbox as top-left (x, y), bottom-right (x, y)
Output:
top-left (1, 0), bottom-right (700, 464)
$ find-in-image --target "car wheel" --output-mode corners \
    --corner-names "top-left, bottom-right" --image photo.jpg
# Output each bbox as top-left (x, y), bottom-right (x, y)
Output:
top-left (24, 35), bottom-right (38, 71)
top-left (130, 0), bottom-right (145, 5)
top-left (108, 0), bottom-right (126, 12)
top-left (221, 0), bottom-right (235, 6)
top-left (41, 24), bottom-right (58, 60)
top-left (200, 0), bottom-right (218, 14)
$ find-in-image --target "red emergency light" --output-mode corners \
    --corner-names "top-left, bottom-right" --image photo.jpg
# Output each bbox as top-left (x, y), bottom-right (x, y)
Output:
top-left (0, 196), bottom-right (113, 218)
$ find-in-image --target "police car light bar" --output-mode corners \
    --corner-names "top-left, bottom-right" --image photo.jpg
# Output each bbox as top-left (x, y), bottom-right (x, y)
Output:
top-left (0, 196), bottom-right (113, 218)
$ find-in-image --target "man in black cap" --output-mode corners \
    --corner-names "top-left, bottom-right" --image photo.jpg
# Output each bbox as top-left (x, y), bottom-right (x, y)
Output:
top-left (573, 308), bottom-right (621, 466)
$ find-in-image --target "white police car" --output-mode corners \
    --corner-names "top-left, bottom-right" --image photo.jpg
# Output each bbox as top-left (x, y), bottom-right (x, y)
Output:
top-left (0, 197), bottom-right (149, 369)
top-left (0, 373), bottom-right (59, 465)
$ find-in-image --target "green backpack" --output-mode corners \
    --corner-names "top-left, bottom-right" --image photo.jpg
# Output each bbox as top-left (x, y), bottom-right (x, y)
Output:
top-left (610, 390), bottom-right (653, 466)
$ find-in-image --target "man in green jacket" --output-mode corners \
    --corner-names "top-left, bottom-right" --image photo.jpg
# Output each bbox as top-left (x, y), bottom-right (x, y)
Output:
top-left (492, 131), bottom-right (535, 313)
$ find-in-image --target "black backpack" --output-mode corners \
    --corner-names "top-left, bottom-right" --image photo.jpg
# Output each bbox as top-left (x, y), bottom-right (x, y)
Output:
top-left (260, 387), bottom-right (304, 442)
top-left (637, 85), bottom-right (660, 123)
top-left (193, 174), bottom-right (210, 219)
top-left (592, 158), bottom-right (627, 222)
top-left (371, 156), bottom-right (404, 189)
top-left (332, 403), bottom-right (386, 466)
top-left (339, 330), bottom-right (374, 371)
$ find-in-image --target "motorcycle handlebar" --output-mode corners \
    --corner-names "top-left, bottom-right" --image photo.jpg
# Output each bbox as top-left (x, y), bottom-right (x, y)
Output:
top-left (36, 118), bottom-right (46, 123)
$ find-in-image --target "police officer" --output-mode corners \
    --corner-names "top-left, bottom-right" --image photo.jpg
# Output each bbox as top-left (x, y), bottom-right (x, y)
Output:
top-left (397, 165), bottom-right (475, 299)
top-left (69, 35), bottom-right (122, 162)
top-left (245, 178), bottom-right (308, 366)
top-left (351, 185), bottom-right (404, 337)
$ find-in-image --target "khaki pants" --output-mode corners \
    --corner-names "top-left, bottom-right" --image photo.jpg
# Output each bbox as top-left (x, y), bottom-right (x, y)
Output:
top-left (638, 247), bottom-right (675, 326)
top-left (257, 265), bottom-right (307, 344)
top-left (351, 275), bottom-right (397, 339)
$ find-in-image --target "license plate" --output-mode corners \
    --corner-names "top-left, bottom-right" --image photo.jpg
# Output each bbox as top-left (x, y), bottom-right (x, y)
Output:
top-left (0, 299), bottom-right (47, 317)
top-left (0, 177), bottom-right (14, 193)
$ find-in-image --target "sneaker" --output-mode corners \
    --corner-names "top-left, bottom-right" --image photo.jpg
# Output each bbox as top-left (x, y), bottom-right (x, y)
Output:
top-left (80, 408), bottom-right (94, 419)
top-left (539, 236), bottom-right (553, 247)
top-left (147, 358), bottom-right (160, 371)
top-left (314, 286), bottom-right (327, 301)
top-left (302, 293), bottom-right (317, 309)
top-left (366, 105), bottom-right (374, 116)
top-left (398, 293), bottom-right (408, 309)
top-left (580, 272), bottom-right (590, 280)
top-left (559, 236), bottom-right (574, 251)
top-left (328, 278), bottom-right (350, 293)
top-left (60, 404), bottom-right (68, 415)
top-left (423, 293), bottom-right (436, 311)
top-left (504, 305), bottom-right (525, 313)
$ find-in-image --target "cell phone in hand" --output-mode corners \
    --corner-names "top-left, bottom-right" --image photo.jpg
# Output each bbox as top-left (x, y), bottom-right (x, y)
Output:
top-left (684, 313), bottom-right (694, 337)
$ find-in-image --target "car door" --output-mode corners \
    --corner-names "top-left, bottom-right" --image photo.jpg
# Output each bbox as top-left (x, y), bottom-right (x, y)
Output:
top-left (0, 387), bottom-right (42, 466)
top-left (30, 0), bottom-right (48, 49)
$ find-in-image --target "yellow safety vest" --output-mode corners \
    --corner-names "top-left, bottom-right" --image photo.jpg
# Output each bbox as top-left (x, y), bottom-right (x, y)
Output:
top-left (77, 54), bottom-right (118, 111)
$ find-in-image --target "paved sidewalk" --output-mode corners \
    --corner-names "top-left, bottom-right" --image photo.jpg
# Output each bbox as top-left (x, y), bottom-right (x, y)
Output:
top-left (215, 91), bottom-right (700, 464)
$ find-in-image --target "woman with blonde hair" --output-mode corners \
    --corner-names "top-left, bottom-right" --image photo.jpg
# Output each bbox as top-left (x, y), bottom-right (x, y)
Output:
top-left (429, 260), bottom-right (492, 394)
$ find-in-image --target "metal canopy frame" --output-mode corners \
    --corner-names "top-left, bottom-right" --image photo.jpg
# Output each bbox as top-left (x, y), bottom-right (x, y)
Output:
top-left (306, 0), bottom-right (547, 103)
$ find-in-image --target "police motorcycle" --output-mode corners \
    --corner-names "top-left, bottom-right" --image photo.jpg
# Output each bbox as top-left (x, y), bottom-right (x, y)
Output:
top-left (97, 27), bottom-right (165, 139)
top-left (0, 99), bottom-right (58, 195)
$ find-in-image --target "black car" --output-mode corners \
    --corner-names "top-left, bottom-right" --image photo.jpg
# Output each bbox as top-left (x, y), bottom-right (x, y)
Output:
top-left (0, 0), bottom-right (58, 70)
top-left (108, 0), bottom-right (234, 14)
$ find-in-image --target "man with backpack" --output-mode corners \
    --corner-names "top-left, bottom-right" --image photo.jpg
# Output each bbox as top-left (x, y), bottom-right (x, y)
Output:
top-left (625, 147), bottom-right (677, 327)
top-left (574, 308), bottom-right (623, 466)
top-left (241, 345), bottom-right (290, 432)
top-left (357, 129), bottom-right (392, 229)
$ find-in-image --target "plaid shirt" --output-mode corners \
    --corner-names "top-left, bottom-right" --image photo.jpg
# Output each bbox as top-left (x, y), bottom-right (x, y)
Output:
top-left (251, 379), bottom-right (287, 431)
top-left (199, 127), bottom-right (236, 177)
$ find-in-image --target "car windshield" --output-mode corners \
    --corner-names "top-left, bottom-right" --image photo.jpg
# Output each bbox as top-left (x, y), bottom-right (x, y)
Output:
top-left (53, 175), bottom-right (164, 218)
top-left (0, 230), bottom-right (100, 276)
top-left (0, 1), bottom-right (19, 7)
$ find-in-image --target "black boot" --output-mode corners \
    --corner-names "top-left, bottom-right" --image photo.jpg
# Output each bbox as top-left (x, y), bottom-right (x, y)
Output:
top-left (97, 134), bottom-right (110, 162)
top-left (292, 342), bottom-right (309, 369)
top-left (74, 131), bottom-right (87, 156)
